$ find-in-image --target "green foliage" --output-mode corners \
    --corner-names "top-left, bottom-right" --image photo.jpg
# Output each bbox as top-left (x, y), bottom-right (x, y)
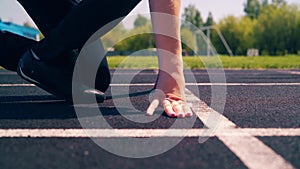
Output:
top-left (214, 16), bottom-right (256, 55)
top-left (182, 4), bottom-right (203, 30)
top-left (101, 2), bottom-right (300, 56)
top-left (295, 7), bottom-right (300, 54)
top-left (212, 1), bottom-right (300, 56)
top-left (134, 15), bottom-right (150, 28)
top-left (271, 0), bottom-right (287, 6)
top-left (181, 28), bottom-right (196, 53)
top-left (102, 19), bottom-right (195, 54)
top-left (102, 15), bottom-right (151, 52)
top-left (114, 23), bottom-right (154, 51)
top-left (254, 4), bottom-right (300, 55)
top-left (262, 0), bottom-right (269, 7)
top-left (102, 23), bottom-right (128, 50)
top-left (204, 12), bottom-right (214, 27)
top-left (244, 0), bottom-right (261, 19)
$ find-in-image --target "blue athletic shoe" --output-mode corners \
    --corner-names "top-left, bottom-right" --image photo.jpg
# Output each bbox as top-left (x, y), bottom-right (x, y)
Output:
top-left (17, 49), bottom-right (106, 103)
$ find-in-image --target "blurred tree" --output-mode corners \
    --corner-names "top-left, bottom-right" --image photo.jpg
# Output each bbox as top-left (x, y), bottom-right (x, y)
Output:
top-left (296, 15), bottom-right (300, 54)
top-left (254, 4), bottom-right (299, 55)
top-left (244, 0), bottom-right (261, 19)
top-left (181, 28), bottom-right (195, 54)
top-left (114, 23), bottom-right (154, 51)
top-left (214, 16), bottom-right (256, 55)
top-left (271, 0), bottom-right (287, 6)
top-left (104, 0), bottom-right (300, 56)
top-left (204, 12), bottom-right (214, 27)
top-left (215, 16), bottom-right (240, 55)
top-left (262, 0), bottom-right (269, 7)
top-left (102, 23), bottom-right (128, 50)
top-left (134, 14), bottom-right (150, 28)
top-left (182, 4), bottom-right (203, 30)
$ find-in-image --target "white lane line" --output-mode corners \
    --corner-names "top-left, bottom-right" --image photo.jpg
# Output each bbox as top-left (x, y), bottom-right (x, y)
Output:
top-left (0, 128), bottom-right (299, 138)
top-left (0, 84), bottom-right (35, 87)
top-left (110, 83), bottom-right (300, 86)
top-left (277, 70), bottom-right (300, 75)
top-left (240, 128), bottom-right (300, 136)
top-left (1, 83), bottom-right (300, 87)
top-left (217, 135), bottom-right (294, 169)
top-left (0, 100), bottom-right (65, 104)
top-left (0, 72), bottom-right (17, 75)
top-left (185, 88), bottom-right (295, 169)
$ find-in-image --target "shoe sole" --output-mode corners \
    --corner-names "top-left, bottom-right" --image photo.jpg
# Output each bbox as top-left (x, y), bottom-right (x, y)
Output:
top-left (17, 58), bottom-right (106, 103)
top-left (17, 57), bottom-right (71, 101)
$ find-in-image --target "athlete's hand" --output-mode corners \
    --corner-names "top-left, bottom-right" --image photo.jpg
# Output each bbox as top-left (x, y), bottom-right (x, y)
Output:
top-left (146, 89), bottom-right (193, 118)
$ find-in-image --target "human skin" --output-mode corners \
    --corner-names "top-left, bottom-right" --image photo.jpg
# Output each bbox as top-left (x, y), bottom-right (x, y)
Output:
top-left (147, 0), bottom-right (193, 118)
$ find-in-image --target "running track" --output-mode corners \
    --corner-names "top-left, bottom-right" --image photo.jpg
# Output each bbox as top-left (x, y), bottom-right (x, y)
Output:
top-left (0, 69), bottom-right (299, 169)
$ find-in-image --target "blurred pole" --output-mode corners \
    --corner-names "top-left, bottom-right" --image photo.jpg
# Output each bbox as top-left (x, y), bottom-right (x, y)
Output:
top-left (194, 33), bottom-right (198, 56)
top-left (200, 26), bottom-right (233, 56)
top-left (207, 28), bottom-right (210, 56)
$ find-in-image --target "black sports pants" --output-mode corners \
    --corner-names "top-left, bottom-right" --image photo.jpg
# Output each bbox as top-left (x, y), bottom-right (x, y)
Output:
top-left (1, 0), bottom-right (79, 70)
top-left (1, 0), bottom-right (140, 70)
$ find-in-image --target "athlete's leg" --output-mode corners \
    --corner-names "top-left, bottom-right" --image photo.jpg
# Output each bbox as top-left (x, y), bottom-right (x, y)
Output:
top-left (0, 0), bottom-right (79, 71)
top-left (31, 0), bottom-right (142, 61)
top-left (16, 0), bottom-right (142, 99)
top-left (17, 0), bottom-right (80, 36)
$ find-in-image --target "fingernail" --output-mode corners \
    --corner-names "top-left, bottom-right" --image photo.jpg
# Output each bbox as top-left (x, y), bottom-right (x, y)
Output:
top-left (178, 112), bottom-right (185, 118)
top-left (186, 112), bottom-right (193, 117)
top-left (170, 112), bottom-right (177, 117)
top-left (146, 112), bottom-right (153, 116)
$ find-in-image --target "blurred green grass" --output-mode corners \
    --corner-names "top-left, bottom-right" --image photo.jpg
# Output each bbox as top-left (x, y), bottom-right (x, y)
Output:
top-left (1, 55), bottom-right (299, 70)
top-left (107, 55), bottom-right (300, 69)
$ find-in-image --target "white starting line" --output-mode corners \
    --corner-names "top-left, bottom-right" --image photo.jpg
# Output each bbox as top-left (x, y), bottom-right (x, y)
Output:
top-left (0, 128), bottom-right (299, 138)
top-left (1, 82), bottom-right (300, 87)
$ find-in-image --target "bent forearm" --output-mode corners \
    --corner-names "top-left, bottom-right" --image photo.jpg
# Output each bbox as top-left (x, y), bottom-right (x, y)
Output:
top-left (149, 0), bottom-right (182, 57)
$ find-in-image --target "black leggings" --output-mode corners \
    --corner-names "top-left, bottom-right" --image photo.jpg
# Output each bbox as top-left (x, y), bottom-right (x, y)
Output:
top-left (1, 0), bottom-right (79, 70)
top-left (1, 0), bottom-right (141, 69)
top-left (18, 0), bottom-right (81, 36)
top-left (27, 0), bottom-right (141, 61)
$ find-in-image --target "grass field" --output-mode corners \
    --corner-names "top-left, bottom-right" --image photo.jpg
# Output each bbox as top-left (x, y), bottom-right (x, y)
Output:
top-left (0, 55), bottom-right (299, 70)
top-left (107, 55), bottom-right (300, 69)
